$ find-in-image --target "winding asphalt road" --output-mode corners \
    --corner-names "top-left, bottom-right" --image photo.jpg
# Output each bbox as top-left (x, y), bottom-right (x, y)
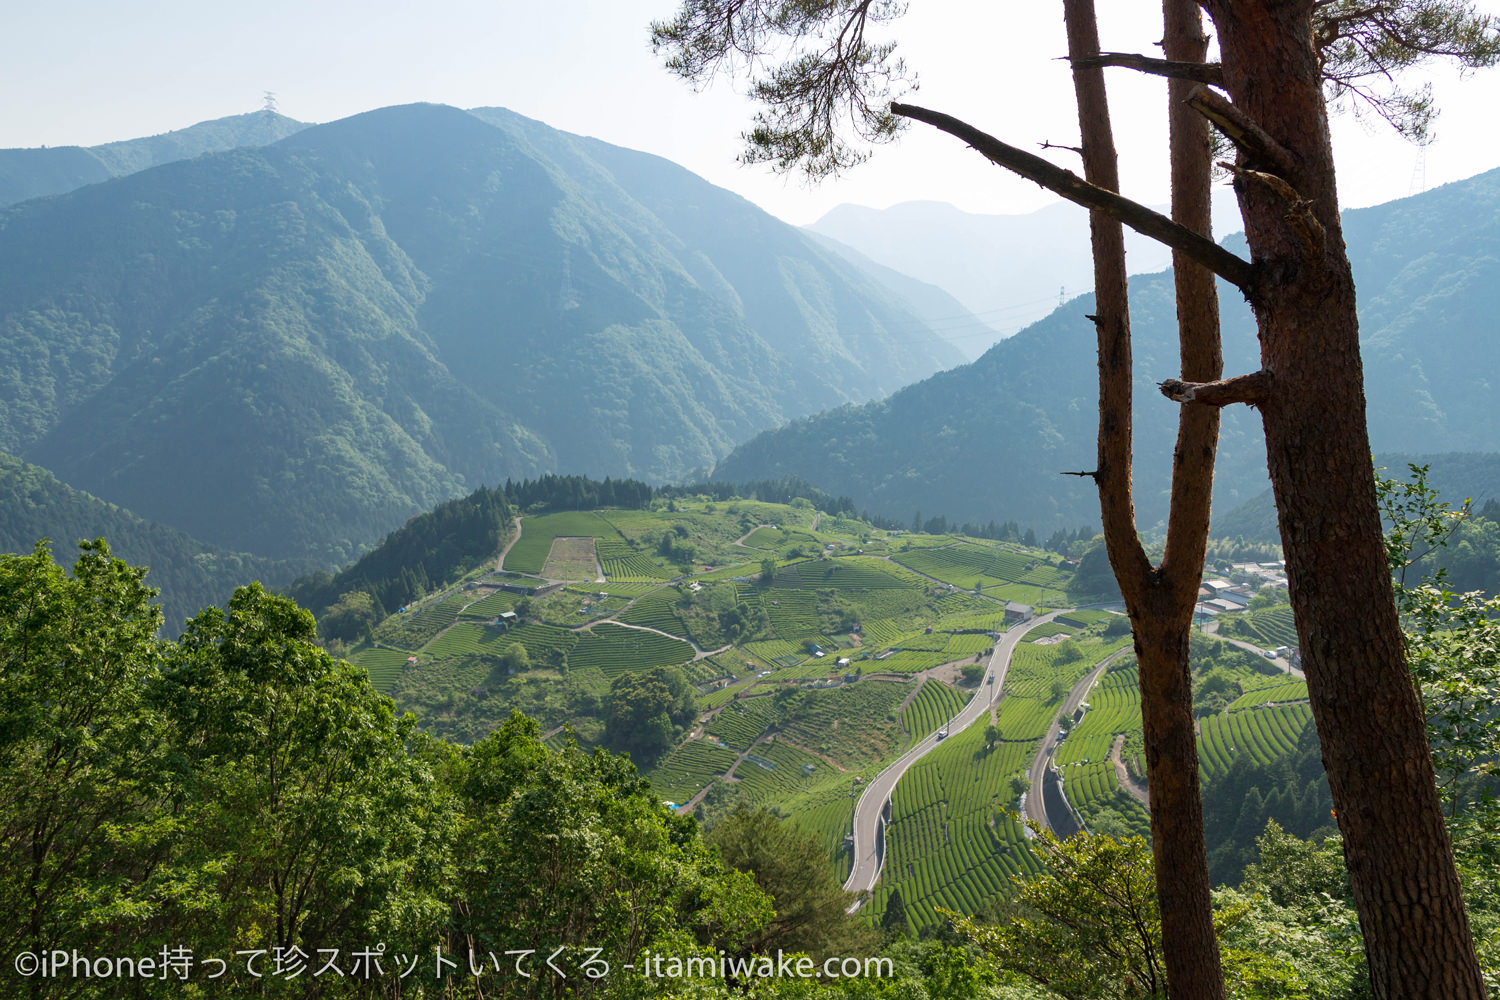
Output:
top-left (843, 609), bottom-right (1070, 898)
top-left (1202, 619), bottom-right (1304, 678)
top-left (1023, 647), bottom-right (1129, 829)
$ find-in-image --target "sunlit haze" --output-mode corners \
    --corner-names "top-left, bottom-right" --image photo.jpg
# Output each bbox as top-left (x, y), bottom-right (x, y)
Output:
top-left (7, 0), bottom-right (1500, 225)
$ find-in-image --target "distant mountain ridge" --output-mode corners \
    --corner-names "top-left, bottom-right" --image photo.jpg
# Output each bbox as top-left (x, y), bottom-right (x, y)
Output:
top-left (0, 110), bottom-right (309, 207)
top-left (0, 103), bottom-right (963, 563)
top-left (716, 168), bottom-right (1500, 532)
top-left (805, 189), bottom-right (1242, 346)
top-left (1214, 452), bottom-right (1500, 544)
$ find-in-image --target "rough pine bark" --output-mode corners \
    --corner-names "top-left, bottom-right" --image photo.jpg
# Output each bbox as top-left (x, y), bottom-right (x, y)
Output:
top-left (1064, 2), bottom-right (1225, 996)
top-left (1199, 1), bottom-right (1486, 996)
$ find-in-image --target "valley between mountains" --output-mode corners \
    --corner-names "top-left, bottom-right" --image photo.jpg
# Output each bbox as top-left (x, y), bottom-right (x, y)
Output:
top-left (3, 97), bottom-right (1498, 994)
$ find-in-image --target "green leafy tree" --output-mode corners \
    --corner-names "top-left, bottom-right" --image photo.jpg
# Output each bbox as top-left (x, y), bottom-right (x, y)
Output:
top-left (1378, 465), bottom-right (1500, 986)
top-left (1240, 820), bottom-right (1351, 910)
top-left (498, 642), bottom-right (531, 677)
top-left (958, 826), bottom-right (1310, 1000)
top-left (154, 583), bottom-right (451, 965)
top-left (1194, 669), bottom-right (1242, 717)
top-left (1248, 591), bottom-right (1279, 611)
top-left (1213, 885), bottom-right (1365, 1000)
top-left (706, 805), bottom-right (878, 961)
top-left (954, 827), bottom-right (1167, 998)
top-left (1069, 537), bottom-right (1123, 600)
top-left (0, 540), bottom-right (169, 972)
top-left (451, 715), bottom-right (769, 998)
top-left (1378, 464), bottom-right (1500, 812)
top-left (317, 588), bottom-right (381, 642)
top-left (1215, 822), bottom-right (1370, 1000)
top-left (603, 665), bottom-right (698, 760)
top-left (881, 886), bottom-right (909, 935)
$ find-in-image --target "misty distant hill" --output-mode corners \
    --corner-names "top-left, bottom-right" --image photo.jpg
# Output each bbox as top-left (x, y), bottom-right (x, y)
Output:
top-left (0, 452), bottom-right (307, 630)
top-left (802, 230), bottom-right (1005, 361)
top-left (805, 189), bottom-right (1241, 347)
top-left (0, 110), bottom-right (308, 207)
top-left (1215, 452), bottom-right (1500, 544)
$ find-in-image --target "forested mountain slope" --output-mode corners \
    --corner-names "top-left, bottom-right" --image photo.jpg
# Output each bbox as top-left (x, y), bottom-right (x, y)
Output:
top-left (715, 168), bottom-right (1500, 531)
top-left (0, 452), bottom-right (307, 629)
top-left (0, 103), bottom-right (962, 563)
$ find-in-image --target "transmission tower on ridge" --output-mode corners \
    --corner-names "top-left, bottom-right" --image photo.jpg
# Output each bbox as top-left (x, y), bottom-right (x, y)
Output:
top-left (1408, 139), bottom-right (1428, 196)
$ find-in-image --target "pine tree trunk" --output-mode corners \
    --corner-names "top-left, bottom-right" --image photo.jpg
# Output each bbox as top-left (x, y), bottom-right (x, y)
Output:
top-left (1132, 613), bottom-right (1222, 1000)
top-left (1204, 2), bottom-right (1486, 995)
top-left (886, 0), bottom-right (1487, 990)
top-left (1065, 2), bottom-right (1226, 996)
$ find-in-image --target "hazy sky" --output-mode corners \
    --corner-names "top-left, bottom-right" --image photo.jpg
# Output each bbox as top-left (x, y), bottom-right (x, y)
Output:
top-left (7, 0), bottom-right (1500, 225)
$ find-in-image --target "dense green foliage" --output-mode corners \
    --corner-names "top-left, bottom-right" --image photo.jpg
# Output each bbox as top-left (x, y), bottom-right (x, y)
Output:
top-left (1068, 536), bottom-right (1123, 599)
top-left (0, 540), bottom-right (773, 998)
top-left (955, 829), bottom-right (1168, 997)
top-left (705, 806), bottom-right (879, 960)
top-left (504, 473), bottom-right (656, 514)
top-left (1381, 467), bottom-right (1500, 861)
top-left (663, 473), bottom-right (862, 518)
top-left (604, 665), bottom-right (699, 760)
top-left (958, 825), bottom-right (1381, 999)
top-left (289, 484), bottom-right (513, 619)
top-left (1405, 495), bottom-right (1500, 596)
top-left (1201, 723), bottom-right (1335, 885)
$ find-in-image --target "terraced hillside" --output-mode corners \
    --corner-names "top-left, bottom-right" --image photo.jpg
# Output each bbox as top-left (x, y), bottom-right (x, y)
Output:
top-left (871, 722), bottom-right (1042, 931)
top-left (334, 503), bottom-right (1049, 760)
top-left (329, 496), bottom-right (1328, 929)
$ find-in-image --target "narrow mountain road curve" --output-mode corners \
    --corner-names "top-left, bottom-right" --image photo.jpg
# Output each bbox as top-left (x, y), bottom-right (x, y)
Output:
top-left (496, 516), bottom-right (524, 571)
top-left (732, 524), bottom-right (773, 548)
top-left (843, 609), bottom-right (1069, 900)
top-left (581, 618), bottom-right (727, 660)
top-left (1024, 647), bottom-right (1129, 830)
